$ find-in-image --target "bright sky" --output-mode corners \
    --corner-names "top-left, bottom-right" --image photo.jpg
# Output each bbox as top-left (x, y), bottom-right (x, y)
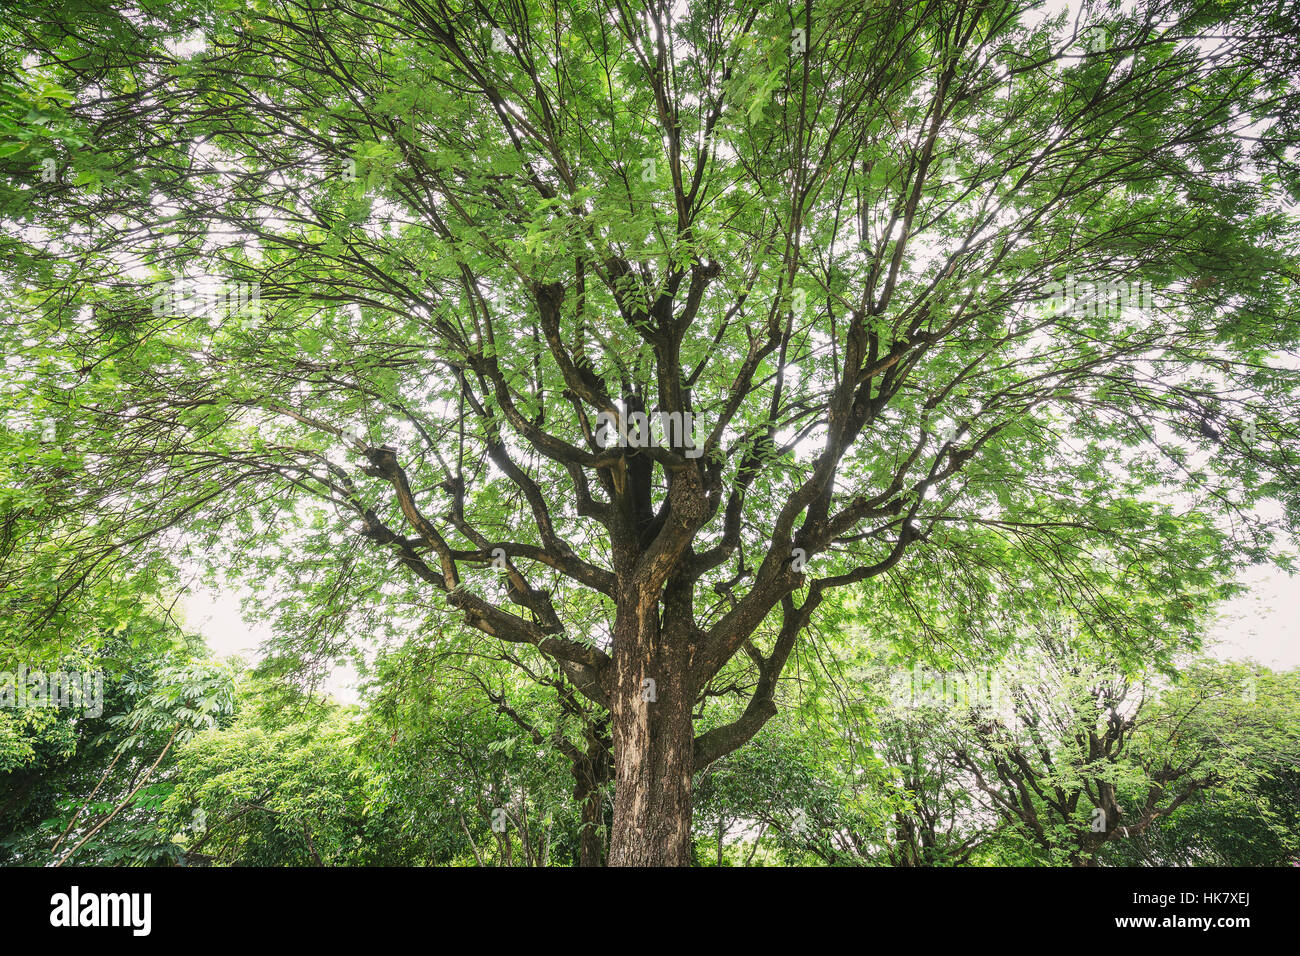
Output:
top-left (180, 587), bottom-right (361, 705)
top-left (1207, 564), bottom-right (1300, 670)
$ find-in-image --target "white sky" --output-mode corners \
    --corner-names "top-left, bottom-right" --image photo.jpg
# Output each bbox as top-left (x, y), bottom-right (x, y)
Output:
top-left (1206, 564), bottom-right (1300, 670)
top-left (180, 586), bottom-right (361, 705)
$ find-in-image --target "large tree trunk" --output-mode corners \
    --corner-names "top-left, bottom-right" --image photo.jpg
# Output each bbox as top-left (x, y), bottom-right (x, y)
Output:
top-left (607, 687), bottom-right (695, 865)
top-left (607, 595), bottom-right (696, 866)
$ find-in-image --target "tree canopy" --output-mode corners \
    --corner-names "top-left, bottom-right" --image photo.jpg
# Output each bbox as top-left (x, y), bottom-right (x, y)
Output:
top-left (1, 0), bottom-right (1298, 865)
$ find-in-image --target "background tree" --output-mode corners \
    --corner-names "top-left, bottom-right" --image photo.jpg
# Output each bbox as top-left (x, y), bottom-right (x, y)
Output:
top-left (1100, 662), bottom-right (1300, 866)
top-left (1, 611), bottom-right (236, 866)
top-left (360, 649), bottom-right (612, 865)
top-left (1108, 759), bottom-right (1300, 866)
top-left (163, 703), bottom-right (408, 866)
top-left (944, 643), bottom-right (1294, 866)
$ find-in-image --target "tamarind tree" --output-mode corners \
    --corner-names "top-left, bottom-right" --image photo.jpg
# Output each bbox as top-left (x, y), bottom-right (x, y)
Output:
top-left (2, 0), bottom-right (1298, 864)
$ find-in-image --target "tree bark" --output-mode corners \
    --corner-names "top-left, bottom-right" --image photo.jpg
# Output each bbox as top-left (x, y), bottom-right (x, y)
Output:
top-left (607, 594), bottom-right (696, 866)
top-left (607, 689), bottom-right (695, 865)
